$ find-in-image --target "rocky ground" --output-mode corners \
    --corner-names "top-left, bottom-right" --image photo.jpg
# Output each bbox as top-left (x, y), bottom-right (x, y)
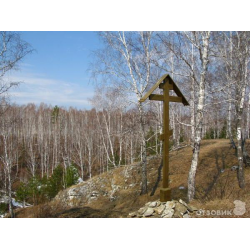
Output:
top-left (128, 199), bottom-right (198, 218)
top-left (11, 139), bottom-right (250, 218)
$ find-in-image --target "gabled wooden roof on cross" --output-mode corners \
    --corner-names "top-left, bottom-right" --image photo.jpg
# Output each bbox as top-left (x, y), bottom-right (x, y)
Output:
top-left (140, 74), bottom-right (189, 106)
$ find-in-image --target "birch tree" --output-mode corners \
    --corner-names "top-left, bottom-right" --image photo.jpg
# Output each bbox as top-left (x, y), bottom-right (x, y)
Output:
top-left (0, 32), bottom-right (32, 100)
top-left (186, 32), bottom-right (211, 201)
top-left (246, 92), bottom-right (250, 139)
top-left (0, 105), bottom-right (19, 217)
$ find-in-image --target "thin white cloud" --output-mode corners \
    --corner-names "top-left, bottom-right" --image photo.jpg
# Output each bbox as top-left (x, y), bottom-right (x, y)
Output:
top-left (7, 73), bottom-right (94, 109)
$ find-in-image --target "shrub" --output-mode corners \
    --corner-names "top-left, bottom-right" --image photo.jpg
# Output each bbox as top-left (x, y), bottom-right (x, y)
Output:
top-left (15, 164), bottom-right (80, 204)
top-left (46, 165), bottom-right (64, 199)
top-left (0, 203), bottom-right (8, 215)
top-left (28, 176), bottom-right (42, 205)
top-left (16, 182), bottom-right (29, 206)
top-left (65, 165), bottom-right (79, 188)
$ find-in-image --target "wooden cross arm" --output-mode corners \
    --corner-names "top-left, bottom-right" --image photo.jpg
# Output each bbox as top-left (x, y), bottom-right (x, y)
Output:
top-left (169, 96), bottom-right (182, 103)
top-left (149, 94), bottom-right (164, 101)
top-left (148, 94), bottom-right (183, 103)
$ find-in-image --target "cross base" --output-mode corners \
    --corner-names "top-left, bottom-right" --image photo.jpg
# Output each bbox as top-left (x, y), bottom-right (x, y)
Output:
top-left (160, 188), bottom-right (171, 202)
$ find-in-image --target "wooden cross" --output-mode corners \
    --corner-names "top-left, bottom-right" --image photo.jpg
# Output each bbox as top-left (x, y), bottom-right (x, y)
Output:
top-left (140, 74), bottom-right (189, 202)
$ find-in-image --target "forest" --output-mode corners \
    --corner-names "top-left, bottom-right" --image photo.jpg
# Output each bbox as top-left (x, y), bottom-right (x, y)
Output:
top-left (1, 31), bottom-right (250, 217)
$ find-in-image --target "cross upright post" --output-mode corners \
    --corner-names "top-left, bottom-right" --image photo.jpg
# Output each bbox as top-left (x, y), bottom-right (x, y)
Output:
top-left (160, 77), bottom-right (171, 202)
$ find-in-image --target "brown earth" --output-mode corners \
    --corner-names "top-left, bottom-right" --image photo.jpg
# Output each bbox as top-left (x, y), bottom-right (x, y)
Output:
top-left (13, 139), bottom-right (250, 218)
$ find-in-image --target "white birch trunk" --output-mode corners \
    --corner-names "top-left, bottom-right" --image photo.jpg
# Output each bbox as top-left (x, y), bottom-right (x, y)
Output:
top-left (246, 93), bottom-right (250, 139)
top-left (188, 32), bottom-right (211, 201)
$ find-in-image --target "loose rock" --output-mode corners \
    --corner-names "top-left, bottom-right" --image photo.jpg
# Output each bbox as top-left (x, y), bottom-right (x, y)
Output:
top-left (129, 199), bottom-right (199, 218)
top-left (179, 199), bottom-right (188, 207)
top-left (144, 207), bottom-right (154, 217)
top-left (138, 207), bottom-right (147, 215)
top-left (154, 204), bottom-right (165, 215)
top-left (173, 210), bottom-right (182, 218)
top-left (162, 208), bottom-right (174, 218)
top-left (165, 201), bottom-right (175, 210)
top-left (128, 212), bottom-right (137, 218)
top-left (188, 205), bottom-right (198, 212)
top-left (175, 202), bottom-right (188, 215)
top-left (149, 201), bottom-right (158, 208)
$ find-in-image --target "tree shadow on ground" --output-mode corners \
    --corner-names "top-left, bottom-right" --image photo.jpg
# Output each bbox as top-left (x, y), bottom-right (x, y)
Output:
top-left (150, 159), bottom-right (163, 197)
top-left (53, 206), bottom-right (126, 218)
top-left (54, 207), bottom-right (104, 218)
top-left (196, 148), bottom-right (236, 202)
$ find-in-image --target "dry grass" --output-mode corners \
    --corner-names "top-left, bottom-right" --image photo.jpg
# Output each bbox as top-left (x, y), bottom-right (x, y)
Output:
top-left (14, 139), bottom-right (250, 218)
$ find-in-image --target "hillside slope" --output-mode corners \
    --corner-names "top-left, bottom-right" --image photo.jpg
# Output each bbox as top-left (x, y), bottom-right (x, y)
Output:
top-left (15, 139), bottom-right (250, 218)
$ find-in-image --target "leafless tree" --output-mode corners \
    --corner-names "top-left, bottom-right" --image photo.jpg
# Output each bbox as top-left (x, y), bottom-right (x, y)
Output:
top-left (0, 31), bottom-right (32, 99)
top-left (0, 104), bottom-right (19, 217)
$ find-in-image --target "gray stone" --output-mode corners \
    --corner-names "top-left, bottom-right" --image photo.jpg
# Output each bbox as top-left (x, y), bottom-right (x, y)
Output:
top-left (149, 201), bottom-right (158, 208)
top-left (128, 212), bottom-right (137, 218)
top-left (144, 207), bottom-right (155, 217)
top-left (165, 201), bottom-right (175, 210)
top-left (162, 208), bottom-right (174, 218)
top-left (188, 205), bottom-right (198, 212)
top-left (186, 205), bottom-right (193, 212)
top-left (175, 202), bottom-right (187, 215)
top-left (138, 207), bottom-right (147, 215)
top-left (179, 199), bottom-right (188, 207)
top-left (183, 213), bottom-right (190, 218)
top-left (173, 210), bottom-right (182, 218)
top-left (154, 204), bottom-right (165, 215)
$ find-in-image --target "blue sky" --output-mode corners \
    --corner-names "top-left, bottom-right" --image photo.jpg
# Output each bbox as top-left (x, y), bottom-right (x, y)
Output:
top-left (8, 31), bottom-right (102, 109)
